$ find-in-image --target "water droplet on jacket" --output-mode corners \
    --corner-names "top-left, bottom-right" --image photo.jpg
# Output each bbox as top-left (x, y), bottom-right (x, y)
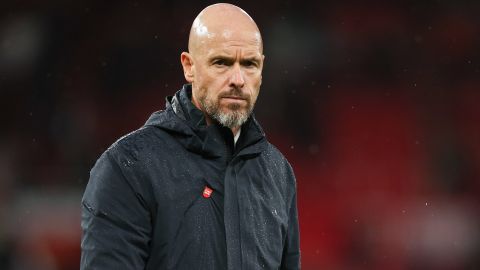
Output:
top-left (123, 159), bottom-right (134, 167)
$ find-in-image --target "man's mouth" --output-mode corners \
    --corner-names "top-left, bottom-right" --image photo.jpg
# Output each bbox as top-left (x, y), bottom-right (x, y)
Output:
top-left (222, 96), bottom-right (245, 100)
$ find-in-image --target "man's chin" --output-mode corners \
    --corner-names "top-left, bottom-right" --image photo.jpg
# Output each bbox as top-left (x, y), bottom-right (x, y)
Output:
top-left (223, 101), bottom-right (249, 110)
top-left (213, 108), bottom-right (250, 126)
top-left (220, 108), bottom-right (247, 117)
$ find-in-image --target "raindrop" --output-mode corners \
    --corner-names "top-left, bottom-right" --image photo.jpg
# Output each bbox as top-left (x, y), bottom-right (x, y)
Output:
top-left (414, 35), bottom-right (423, 43)
top-left (308, 144), bottom-right (319, 155)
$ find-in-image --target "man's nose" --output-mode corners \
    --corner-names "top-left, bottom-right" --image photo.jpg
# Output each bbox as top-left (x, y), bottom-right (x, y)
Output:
top-left (229, 64), bottom-right (245, 88)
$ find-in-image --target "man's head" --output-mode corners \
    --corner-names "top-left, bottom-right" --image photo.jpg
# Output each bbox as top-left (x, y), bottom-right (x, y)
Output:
top-left (180, 3), bottom-right (264, 131)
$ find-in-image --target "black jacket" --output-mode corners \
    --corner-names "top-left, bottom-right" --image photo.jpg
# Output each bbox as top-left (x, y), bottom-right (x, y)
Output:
top-left (81, 85), bottom-right (300, 270)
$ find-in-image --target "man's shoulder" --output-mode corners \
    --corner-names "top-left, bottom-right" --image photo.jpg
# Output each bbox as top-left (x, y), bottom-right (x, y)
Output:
top-left (103, 120), bottom-right (171, 163)
top-left (106, 110), bottom-right (174, 154)
top-left (263, 141), bottom-right (289, 163)
top-left (261, 141), bottom-right (296, 177)
top-left (108, 126), bottom-right (155, 152)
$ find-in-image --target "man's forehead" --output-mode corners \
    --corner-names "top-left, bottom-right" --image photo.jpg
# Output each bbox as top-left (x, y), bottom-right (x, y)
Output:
top-left (206, 47), bottom-right (263, 58)
top-left (200, 41), bottom-right (262, 58)
top-left (197, 29), bottom-right (262, 51)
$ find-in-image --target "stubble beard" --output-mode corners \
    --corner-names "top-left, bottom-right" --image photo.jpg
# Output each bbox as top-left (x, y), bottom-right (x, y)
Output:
top-left (199, 88), bottom-right (254, 129)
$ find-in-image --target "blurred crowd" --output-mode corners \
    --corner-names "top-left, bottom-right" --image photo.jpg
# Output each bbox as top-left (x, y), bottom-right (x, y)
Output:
top-left (1, 0), bottom-right (479, 269)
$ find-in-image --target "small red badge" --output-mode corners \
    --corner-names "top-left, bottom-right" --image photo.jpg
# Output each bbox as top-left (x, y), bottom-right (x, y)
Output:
top-left (202, 186), bottom-right (213, 198)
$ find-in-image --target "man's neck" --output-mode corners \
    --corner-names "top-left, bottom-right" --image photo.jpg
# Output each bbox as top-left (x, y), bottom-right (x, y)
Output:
top-left (231, 126), bottom-right (240, 137)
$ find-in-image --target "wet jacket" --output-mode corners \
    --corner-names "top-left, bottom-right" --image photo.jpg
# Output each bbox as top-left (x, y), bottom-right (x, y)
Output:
top-left (81, 85), bottom-right (300, 270)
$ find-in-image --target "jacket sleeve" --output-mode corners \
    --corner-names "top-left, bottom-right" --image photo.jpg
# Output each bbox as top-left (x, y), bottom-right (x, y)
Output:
top-left (280, 186), bottom-right (301, 270)
top-left (81, 151), bottom-right (152, 270)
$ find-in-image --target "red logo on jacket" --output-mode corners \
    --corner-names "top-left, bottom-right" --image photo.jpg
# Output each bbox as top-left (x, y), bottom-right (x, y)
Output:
top-left (202, 186), bottom-right (213, 198)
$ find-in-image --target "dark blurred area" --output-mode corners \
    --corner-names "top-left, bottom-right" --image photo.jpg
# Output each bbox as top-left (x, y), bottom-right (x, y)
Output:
top-left (1, 0), bottom-right (479, 269)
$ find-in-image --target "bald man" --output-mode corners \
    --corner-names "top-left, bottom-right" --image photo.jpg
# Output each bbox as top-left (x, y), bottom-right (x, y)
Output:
top-left (81, 3), bottom-right (300, 270)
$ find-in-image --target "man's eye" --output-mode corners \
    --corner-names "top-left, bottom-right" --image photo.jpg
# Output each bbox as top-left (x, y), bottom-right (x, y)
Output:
top-left (243, 61), bottom-right (257, 68)
top-left (213, 60), bottom-right (227, 66)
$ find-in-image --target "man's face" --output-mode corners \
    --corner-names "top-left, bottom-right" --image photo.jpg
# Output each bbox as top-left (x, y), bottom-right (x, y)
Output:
top-left (187, 29), bottom-right (264, 128)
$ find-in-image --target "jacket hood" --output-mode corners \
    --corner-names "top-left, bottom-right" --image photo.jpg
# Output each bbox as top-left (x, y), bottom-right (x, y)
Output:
top-left (144, 85), bottom-right (267, 158)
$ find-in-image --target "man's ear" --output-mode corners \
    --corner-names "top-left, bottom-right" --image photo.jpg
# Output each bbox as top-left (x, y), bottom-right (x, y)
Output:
top-left (181, 52), bottom-right (194, 83)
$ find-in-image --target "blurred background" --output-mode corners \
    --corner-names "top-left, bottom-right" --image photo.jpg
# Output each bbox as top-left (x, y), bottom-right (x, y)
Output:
top-left (1, 0), bottom-right (479, 269)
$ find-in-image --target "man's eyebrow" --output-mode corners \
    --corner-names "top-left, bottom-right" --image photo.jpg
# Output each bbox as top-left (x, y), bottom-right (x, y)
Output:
top-left (208, 55), bottom-right (234, 62)
top-left (208, 55), bottom-right (261, 61)
top-left (242, 56), bottom-right (261, 62)
top-left (208, 54), bottom-right (233, 59)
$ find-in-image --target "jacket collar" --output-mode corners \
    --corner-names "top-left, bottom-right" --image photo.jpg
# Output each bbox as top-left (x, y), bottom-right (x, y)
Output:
top-left (145, 84), bottom-right (267, 159)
